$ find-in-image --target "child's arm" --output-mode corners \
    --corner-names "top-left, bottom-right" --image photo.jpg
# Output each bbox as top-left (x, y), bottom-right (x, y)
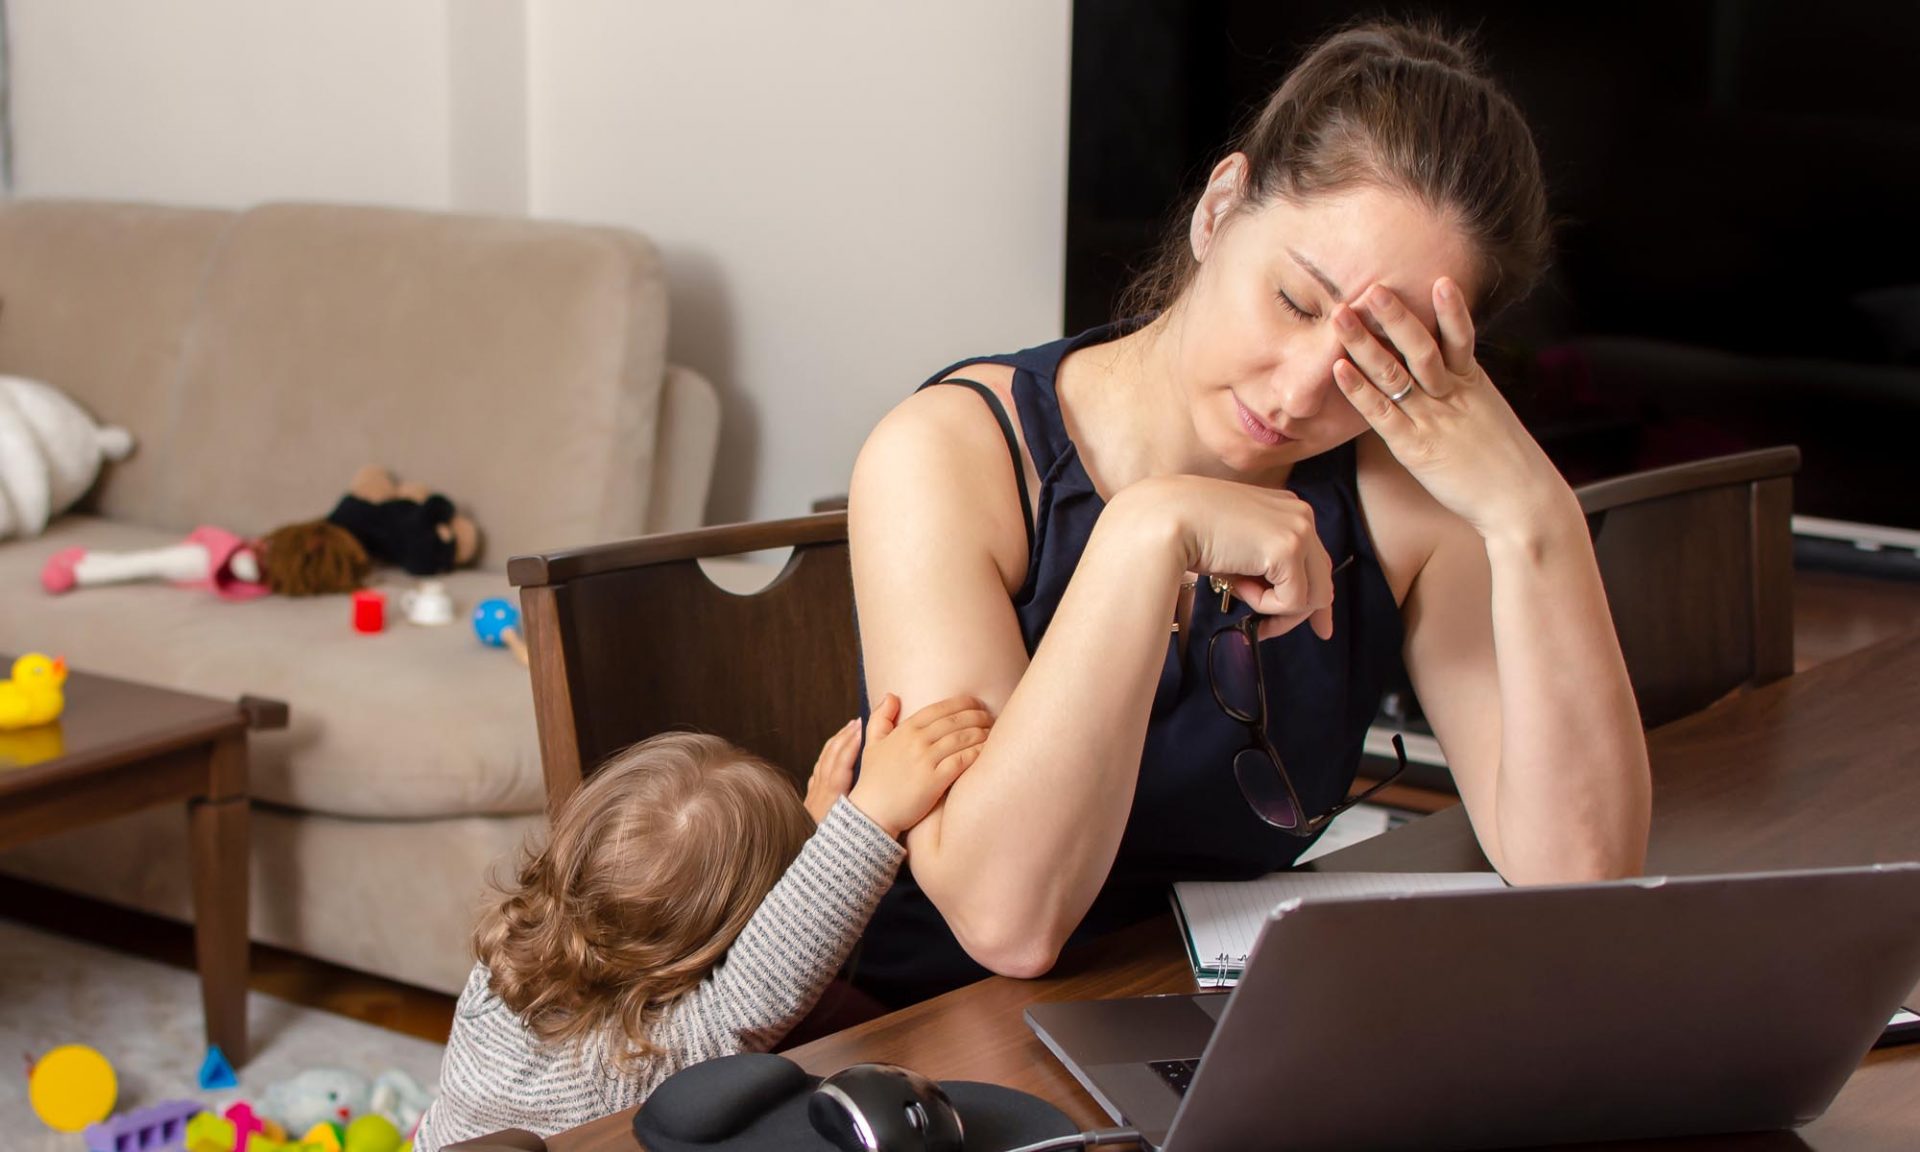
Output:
top-left (594, 696), bottom-right (990, 1112)
top-left (587, 798), bottom-right (896, 1113)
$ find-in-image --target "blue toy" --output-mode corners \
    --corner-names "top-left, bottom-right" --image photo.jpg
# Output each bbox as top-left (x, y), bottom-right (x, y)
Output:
top-left (472, 598), bottom-right (528, 666)
top-left (197, 1044), bottom-right (239, 1091)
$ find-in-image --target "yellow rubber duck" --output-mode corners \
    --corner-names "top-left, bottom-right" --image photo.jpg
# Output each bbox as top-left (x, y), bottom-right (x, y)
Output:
top-left (0, 653), bottom-right (68, 729)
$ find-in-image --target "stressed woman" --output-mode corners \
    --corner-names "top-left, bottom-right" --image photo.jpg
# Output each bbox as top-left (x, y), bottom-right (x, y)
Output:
top-left (846, 19), bottom-right (1650, 1007)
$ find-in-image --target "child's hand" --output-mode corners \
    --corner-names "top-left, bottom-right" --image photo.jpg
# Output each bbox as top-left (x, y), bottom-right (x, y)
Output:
top-left (805, 714), bottom-right (867, 824)
top-left (848, 693), bottom-right (993, 839)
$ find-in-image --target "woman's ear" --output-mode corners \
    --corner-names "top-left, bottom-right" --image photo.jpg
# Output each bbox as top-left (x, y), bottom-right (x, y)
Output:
top-left (1189, 153), bottom-right (1249, 263)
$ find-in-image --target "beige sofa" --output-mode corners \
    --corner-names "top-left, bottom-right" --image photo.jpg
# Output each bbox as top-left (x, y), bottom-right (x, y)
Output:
top-left (0, 200), bottom-right (718, 993)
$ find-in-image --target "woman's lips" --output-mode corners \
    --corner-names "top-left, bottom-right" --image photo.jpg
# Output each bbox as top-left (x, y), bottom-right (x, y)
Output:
top-left (1234, 394), bottom-right (1290, 446)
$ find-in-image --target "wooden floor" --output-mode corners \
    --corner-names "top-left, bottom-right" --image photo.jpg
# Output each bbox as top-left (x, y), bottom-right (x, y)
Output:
top-left (4, 568), bottom-right (1918, 1047)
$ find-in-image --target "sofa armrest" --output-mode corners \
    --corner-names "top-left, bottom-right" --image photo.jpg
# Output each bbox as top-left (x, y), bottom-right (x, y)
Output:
top-left (645, 363), bottom-right (721, 535)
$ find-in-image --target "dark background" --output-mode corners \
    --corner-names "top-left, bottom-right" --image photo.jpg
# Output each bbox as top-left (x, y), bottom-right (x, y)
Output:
top-left (1067, 2), bottom-right (1920, 530)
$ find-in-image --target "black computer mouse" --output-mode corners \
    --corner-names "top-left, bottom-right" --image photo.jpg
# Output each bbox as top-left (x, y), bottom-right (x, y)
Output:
top-left (809, 1063), bottom-right (965, 1152)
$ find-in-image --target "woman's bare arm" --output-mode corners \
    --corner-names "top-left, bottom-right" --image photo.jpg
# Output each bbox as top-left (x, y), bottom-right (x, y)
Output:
top-left (849, 386), bottom-right (1184, 976)
top-left (1401, 495), bottom-right (1649, 882)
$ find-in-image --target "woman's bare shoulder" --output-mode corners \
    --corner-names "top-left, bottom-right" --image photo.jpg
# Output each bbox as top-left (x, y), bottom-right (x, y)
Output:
top-left (851, 366), bottom-right (1032, 591)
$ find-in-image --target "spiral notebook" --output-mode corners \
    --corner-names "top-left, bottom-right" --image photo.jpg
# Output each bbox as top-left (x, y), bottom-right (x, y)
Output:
top-left (1170, 871), bottom-right (1508, 985)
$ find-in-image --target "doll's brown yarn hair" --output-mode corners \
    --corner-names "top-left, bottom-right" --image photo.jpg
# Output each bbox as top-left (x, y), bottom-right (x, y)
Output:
top-left (473, 732), bottom-right (814, 1069)
top-left (258, 520), bottom-right (370, 596)
top-left (1119, 17), bottom-right (1551, 323)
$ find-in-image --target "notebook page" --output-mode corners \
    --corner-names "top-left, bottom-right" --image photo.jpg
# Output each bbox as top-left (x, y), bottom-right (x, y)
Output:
top-left (1173, 871), bottom-right (1506, 978)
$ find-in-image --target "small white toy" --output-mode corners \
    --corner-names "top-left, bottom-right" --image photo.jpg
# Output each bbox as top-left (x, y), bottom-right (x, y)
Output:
top-left (0, 375), bottom-right (134, 541)
top-left (260, 1066), bottom-right (435, 1135)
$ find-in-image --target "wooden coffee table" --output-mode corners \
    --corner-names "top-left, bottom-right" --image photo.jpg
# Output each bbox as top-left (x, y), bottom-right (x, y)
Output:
top-left (0, 658), bottom-right (286, 1066)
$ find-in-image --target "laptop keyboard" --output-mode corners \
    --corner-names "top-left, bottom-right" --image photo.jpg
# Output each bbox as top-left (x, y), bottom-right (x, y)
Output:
top-left (1149, 1058), bottom-right (1202, 1096)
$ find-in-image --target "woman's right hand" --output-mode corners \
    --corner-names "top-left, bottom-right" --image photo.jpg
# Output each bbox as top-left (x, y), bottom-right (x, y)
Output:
top-left (1117, 474), bottom-right (1338, 641)
top-left (847, 692), bottom-right (995, 839)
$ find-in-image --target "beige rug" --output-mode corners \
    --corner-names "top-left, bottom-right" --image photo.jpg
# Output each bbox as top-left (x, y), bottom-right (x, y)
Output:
top-left (0, 917), bottom-right (444, 1151)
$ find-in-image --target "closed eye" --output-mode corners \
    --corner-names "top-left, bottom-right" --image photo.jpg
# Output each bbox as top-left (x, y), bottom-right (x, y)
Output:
top-left (1276, 291), bottom-right (1319, 322)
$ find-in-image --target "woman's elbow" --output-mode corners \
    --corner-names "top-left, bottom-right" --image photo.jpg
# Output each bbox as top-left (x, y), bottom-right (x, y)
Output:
top-left (951, 915), bottom-right (1065, 980)
top-left (1498, 833), bottom-right (1647, 886)
top-left (915, 860), bottom-right (1070, 979)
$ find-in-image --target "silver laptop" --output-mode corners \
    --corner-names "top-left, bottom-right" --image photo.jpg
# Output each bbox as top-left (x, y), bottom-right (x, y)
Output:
top-left (1027, 863), bottom-right (1920, 1152)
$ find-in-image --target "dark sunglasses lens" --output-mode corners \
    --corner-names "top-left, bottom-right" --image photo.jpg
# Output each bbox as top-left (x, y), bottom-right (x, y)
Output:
top-left (1210, 628), bottom-right (1261, 721)
top-left (1234, 746), bottom-right (1301, 830)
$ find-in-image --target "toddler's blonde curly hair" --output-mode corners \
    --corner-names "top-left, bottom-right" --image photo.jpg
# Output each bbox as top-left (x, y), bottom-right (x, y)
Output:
top-left (473, 732), bottom-right (814, 1068)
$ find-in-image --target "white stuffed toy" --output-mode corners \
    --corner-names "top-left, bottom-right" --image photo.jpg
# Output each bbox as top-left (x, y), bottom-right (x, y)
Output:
top-left (0, 375), bottom-right (134, 541)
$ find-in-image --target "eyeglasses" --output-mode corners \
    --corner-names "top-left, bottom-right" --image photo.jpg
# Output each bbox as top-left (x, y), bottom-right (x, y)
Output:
top-left (1205, 566), bottom-right (1408, 835)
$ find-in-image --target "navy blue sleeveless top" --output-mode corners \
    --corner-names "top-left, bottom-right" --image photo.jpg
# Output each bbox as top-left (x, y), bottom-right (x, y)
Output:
top-left (849, 321), bottom-right (1406, 1008)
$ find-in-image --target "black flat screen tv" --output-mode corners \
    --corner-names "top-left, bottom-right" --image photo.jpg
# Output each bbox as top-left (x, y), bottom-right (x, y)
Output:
top-left (1068, 1), bottom-right (1920, 535)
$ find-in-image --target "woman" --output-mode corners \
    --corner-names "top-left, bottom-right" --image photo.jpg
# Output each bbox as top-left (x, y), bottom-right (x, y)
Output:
top-left (847, 19), bottom-right (1651, 1008)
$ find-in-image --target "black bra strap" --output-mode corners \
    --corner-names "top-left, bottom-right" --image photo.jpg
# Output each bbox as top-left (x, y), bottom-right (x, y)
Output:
top-left (939, 378), bottom-right (1036, 552)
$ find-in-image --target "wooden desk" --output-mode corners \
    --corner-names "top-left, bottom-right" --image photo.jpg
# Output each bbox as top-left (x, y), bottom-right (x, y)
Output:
top-left (550, 630), bottom-right (1920, 1151)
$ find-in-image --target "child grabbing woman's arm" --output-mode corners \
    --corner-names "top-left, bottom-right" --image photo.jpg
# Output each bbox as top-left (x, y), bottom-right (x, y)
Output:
top-left (413, 693), bottom-right (989, 1151)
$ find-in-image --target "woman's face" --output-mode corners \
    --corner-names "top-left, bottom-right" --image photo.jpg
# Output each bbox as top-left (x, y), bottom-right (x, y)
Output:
top-left (1173, 173), bottom-right (1477, 476)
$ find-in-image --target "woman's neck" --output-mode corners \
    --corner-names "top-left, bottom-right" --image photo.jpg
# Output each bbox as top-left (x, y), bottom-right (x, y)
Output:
top-left (1059, 308), bottom-right (1281, 498)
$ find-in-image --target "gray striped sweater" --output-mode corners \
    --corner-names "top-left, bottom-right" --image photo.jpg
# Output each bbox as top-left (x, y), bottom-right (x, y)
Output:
top-left (412, 796), bottom-right (904, 1151)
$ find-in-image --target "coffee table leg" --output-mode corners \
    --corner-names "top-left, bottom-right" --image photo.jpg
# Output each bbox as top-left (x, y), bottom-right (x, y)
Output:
top-left (189, 745), bottom-right (251, 1065)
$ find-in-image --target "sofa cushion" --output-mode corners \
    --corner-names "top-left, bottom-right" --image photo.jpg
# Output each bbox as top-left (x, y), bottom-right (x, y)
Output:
top-left (1, 516), bottom-right (547, 819)
top-left (154, 202), bottom-right (670, 567)
top-left (0, 201), bottom-right (230, 525)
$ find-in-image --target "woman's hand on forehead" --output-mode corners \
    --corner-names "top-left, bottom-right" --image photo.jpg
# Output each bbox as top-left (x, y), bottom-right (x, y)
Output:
top-left (1327, 277), bottom-right (1568, 540)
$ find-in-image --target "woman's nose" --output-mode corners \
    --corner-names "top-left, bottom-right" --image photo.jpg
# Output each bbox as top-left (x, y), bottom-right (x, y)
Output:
top-left (1266, 359), bottom-right (1336, 421)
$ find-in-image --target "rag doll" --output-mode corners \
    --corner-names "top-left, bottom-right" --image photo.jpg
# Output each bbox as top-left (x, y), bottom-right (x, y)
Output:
top-left (41, 466), bottom-right (480, 598)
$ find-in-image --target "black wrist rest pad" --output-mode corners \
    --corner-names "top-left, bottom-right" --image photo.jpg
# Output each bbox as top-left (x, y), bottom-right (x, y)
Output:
top-left (633, 1052), bottom-right (1077, 1152)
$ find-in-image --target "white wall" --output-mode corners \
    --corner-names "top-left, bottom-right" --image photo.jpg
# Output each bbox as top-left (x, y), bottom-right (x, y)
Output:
top-left (6, 0), bottom-right (1071, 523)
top-left (9, 0), bottom-right (454, 209)
top-left (527, 2), bottom-right (1070, 521)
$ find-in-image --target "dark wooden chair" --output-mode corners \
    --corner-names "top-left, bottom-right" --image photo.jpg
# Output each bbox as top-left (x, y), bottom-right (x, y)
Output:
top-left (511, 445), bottom-right (1799, 812)
top-left (508, 513), bottom-right (856, 815)
top-left (1575, 445), bottom-right (1800, 728)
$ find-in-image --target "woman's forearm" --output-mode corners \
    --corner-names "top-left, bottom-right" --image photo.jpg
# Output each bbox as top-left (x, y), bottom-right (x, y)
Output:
top-left (908, 488), bottom-right (1187, 975)
top-left (1484, 496), bottom-right (1651, 881)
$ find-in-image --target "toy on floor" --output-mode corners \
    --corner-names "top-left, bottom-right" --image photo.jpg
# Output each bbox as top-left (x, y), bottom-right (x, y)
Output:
top-left (43, 526), bottom-right (271, 600)
top-left (262, 1066), bottom-right (432, 1138)
top-left (225, 1101), bottom-right (292, 1152)
top-left (183, 1110), bottom-right (233, 1152)
top-left (299, 1121), bottom-right (346, 1152)
top-left (0, 374), bottom-right (135, 543)
top-left (0, 652), bottom-right (67, 729)
top-left (82, 1098), bottom-right (201, 1152)
top-left (27, 1043), bottom-right (117, 1133)
top-left (198, 1043), bottom-right (240, 1090)
top-left (472, 599), bottom-right (529, 666)
top-left (343, 1114), bottom-right (404, 1152)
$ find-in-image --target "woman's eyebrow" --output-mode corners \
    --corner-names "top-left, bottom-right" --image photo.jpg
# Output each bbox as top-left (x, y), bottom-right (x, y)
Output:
top-left (1286, 247), bottom-right (1345, 304)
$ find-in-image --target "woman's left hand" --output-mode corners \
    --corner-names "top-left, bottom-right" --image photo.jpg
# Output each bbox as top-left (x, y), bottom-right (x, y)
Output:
top-left (1330, 279), bottom-right (1575, 543)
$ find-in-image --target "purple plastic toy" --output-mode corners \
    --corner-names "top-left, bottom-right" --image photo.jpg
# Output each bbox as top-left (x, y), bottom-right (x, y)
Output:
top-left (83, 1099), bottom-right (201, 1152)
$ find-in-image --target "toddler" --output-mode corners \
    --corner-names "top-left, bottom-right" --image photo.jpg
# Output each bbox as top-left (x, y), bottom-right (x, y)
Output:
top-left (412, 692), bottom-right (990, 1150)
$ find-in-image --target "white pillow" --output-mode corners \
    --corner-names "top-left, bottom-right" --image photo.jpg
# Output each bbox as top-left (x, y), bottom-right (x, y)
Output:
top-left (0, 375), bottom-right (135, 541)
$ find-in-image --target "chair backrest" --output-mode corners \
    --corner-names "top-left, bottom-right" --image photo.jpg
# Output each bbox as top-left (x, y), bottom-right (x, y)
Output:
top-left (509, 513), bottom-right (857, 815)
top-left (1575, 446), bottom-right (1800, 728)
top-left (513, 446), bottom-right (1800, 815)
